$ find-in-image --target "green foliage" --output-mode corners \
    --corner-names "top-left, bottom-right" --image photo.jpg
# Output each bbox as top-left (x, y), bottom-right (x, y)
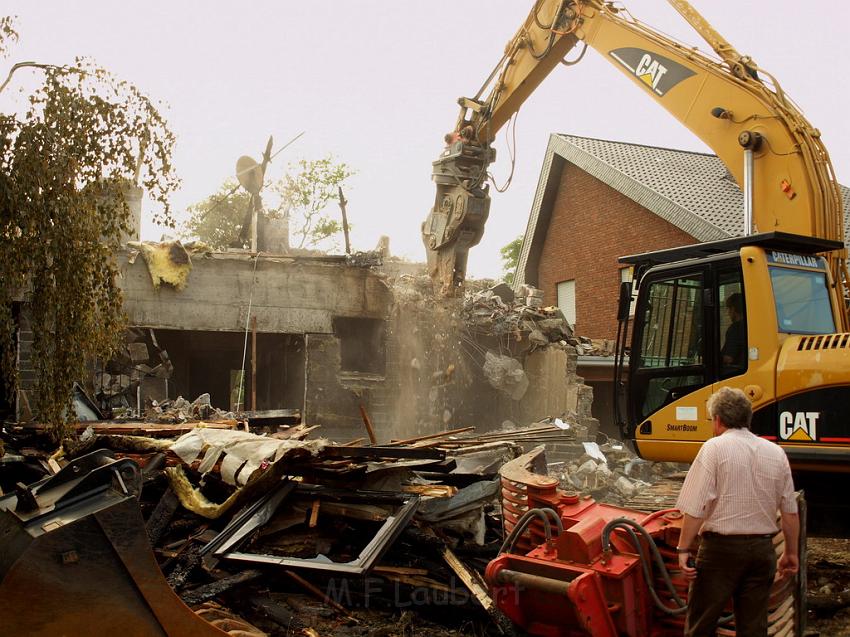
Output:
top-left (0, 19), bottom-right (178, 439)
top-left (274, 156), bottom-right (354, 250)
top-left (182, 180), bottom-right (253, 250)
top-left (184, 156), bottom-right (354, 252)
top-left (500, 235), bottom-right (524, 285)
top-left (0, 17), bottom-right (17, 58)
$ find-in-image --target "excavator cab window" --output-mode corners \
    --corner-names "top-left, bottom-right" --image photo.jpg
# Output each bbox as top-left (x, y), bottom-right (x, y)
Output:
top-left (769, 266), bottom-right (836, 334)
top-left (628, 258), bottom-right (748, 428)
top-left (717, 269), bottom-right (747, 379)
top-left (630, 272), bottom-right (705, 422)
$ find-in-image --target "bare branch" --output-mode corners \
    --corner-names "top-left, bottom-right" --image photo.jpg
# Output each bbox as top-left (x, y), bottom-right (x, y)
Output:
top-left (0, 61), bottom-right (57, 94)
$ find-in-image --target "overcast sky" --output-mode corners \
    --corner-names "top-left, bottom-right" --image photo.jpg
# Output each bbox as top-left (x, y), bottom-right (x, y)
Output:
top-left (3, 2), bottom-right (848, 278)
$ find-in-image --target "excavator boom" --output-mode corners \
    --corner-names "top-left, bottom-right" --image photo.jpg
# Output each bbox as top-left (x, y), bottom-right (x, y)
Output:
top-left (422, 0), bottom-right (847, 330)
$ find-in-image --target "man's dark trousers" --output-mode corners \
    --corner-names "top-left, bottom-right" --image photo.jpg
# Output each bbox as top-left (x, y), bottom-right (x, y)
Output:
top-left (685, 534), bottom-right (777, 637)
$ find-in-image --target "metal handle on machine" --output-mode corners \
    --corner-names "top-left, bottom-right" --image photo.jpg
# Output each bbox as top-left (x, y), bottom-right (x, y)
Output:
top-left (495, 568), bottom-right (571, 596)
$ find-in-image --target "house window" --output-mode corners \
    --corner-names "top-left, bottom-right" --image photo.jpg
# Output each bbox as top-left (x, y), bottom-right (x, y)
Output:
top-left (332, 317), bottom-right (386, 376)
top-left (556, 280), bottom-right (576, 326)
top-left (620, 267), bottom-right (636, 316)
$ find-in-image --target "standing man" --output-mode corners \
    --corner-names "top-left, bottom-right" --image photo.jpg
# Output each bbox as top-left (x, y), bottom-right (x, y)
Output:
top-left (676, 387), bottom-right (799, 637)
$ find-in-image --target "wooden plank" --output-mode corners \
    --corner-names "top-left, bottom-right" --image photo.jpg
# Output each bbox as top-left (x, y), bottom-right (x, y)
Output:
top-left (387, 426), bottom-right (476, 446)
top-left (442, 547), bottom-right (495, 612)
top-left (401, 485), bottom-right (458, 498)
top-left (372, 565), bottom-right (430, 576)
top-left (308, 498), bottom-right (321, 528)
top-left (284, 569), bottom-right (356, 621)
top-left (358, 404), bottom-right (378, 445)
top-left (441, 547), bottom-right (518, 635)
top-left (16, 420), bottom-right (238, 437)
top-left (251, 315), bottom-right (257, 411)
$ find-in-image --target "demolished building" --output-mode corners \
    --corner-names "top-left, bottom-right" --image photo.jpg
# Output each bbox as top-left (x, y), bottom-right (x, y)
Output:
top-left (7, 240), bottom-right (602, 448)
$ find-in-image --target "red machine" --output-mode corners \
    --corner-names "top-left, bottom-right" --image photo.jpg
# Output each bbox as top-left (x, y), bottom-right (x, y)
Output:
top-left (484, 447), bottom-right (803, 636)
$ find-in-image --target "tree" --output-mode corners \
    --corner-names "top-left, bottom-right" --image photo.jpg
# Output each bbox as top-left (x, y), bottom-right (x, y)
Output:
top-left (0, 18), bottom-right (178, 439)
top-left (274, 156), bottom-right (354, 250)
top-left (500, 235), bottom-right (524, 285)
top-left (182, 180), bottom-right (253, 250)
top-left (183, 156), bottom-right (355, 252)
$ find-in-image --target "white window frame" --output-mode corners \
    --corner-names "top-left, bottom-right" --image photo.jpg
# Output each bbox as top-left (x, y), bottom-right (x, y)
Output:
top-left (620, 267), bottom-right (637, 316)
top-left (556, 279), bottom-right (576, 326)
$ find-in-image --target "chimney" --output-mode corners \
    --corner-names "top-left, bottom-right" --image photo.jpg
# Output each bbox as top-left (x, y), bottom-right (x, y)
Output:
top-left (122, 184), bottom-right (143, 244)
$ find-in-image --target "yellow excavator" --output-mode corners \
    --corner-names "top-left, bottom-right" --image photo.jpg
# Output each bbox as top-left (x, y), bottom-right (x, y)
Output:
top-left (422, 0), bottom-right (850, 475)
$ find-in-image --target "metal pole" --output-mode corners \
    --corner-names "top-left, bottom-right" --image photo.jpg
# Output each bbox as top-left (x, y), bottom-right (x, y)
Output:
top-left (251, 198), bottom-right (259, 252)
top-left (338, 187), bottom-right (351, 255)
top-left (251, 315), bottom-right (257, 411)
top-left (743, 148), bottom-right (754, 235)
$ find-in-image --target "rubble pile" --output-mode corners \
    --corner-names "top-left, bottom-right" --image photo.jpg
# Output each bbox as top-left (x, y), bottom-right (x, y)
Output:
top-left (461, 284), bottom-right (575, 345)
top-left (0, 419), bottom-right (521, 636)
top-left (444, 419), bottom-right (686, 508)
top-left (148, 392), bottom-right (237, 423)
top-left (548, 435), bottom-right (685, 507)
top-left (574, 336), bottom-right (617, 357)
top-left (93, 327), bottom-right (174, 417)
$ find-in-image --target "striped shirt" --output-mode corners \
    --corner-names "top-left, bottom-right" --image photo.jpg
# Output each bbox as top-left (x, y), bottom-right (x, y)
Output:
top-left (676, 428), bottom-right (797, 535)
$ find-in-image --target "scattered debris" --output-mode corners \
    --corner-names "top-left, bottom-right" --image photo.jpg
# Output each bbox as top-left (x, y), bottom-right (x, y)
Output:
top-left (0, 416), bottom-right (521, 635)
top-left (482, 351), bottom-right (528, 400)
top-left (462, 286), bottom-right (574, 344)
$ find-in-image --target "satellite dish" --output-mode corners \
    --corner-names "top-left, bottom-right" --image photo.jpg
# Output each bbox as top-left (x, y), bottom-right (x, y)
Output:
top-left (236, 156), bottom-right (263, 195)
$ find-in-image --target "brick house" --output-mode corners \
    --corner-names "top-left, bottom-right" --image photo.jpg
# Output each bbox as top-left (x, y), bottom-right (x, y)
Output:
top-left (515, 133), bottom-right (850, 432)
top-left (516, 133), bottom-right (850, 339)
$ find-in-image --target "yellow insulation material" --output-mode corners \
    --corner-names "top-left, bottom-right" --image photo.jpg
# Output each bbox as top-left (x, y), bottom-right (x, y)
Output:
top-left (138, 241), bottom-right (192, 290)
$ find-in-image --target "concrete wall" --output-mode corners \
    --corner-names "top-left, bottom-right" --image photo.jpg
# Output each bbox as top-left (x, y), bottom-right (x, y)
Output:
top-left (119, 252), bottom-right (392, 333)
top-left (119, 251), bottom-right (396, 439)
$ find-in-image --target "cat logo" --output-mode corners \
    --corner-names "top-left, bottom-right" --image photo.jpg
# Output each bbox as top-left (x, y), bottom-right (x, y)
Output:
top-left (635, 54), bottom-right (668, 92)
top-left (779, 411), bottom-right (819, 441)
top-left (609, 48), bottom-right (696, 97)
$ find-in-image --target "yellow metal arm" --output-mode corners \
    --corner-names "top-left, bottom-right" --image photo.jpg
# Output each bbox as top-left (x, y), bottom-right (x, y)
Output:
top-left (422, 0), bottom-right (847, 324)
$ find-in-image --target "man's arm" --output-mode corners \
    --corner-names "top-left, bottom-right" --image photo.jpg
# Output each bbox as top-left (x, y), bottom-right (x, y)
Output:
top-left (677, 513), bottom-right (704, 580)
top-left (678, 513), bottom-right (703, 551)
top-left (777, 511), bottom-right (800, 579)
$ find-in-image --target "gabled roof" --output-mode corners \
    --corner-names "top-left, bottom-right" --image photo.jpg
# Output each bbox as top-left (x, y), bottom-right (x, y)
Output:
top-left (517, 133), bottom-right (850, 286)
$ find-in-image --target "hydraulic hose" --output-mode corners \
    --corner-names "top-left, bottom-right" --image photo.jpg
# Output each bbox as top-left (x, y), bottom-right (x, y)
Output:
top-left (499, 507), bottom-right (564, 555)
top-left (601, 517), bottom-right (734, 624)
top-left (602, 517), bottom-right (687, 615)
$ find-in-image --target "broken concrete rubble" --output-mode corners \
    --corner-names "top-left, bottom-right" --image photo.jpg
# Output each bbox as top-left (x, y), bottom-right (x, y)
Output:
top-left (544, 433), bottom-right (688, 507)
top-left (93, 327), bottom-right (175, 417)
top-left (482, 351), bottom-right (528, 400)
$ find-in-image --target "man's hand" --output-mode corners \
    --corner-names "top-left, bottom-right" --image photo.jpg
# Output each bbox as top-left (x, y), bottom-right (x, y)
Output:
top-left (778, 510), bottom-right (800, 581)
top-left (776, 551), bottom-right (798, 580)
top-left (679, 551), bottom-right (697, 581)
